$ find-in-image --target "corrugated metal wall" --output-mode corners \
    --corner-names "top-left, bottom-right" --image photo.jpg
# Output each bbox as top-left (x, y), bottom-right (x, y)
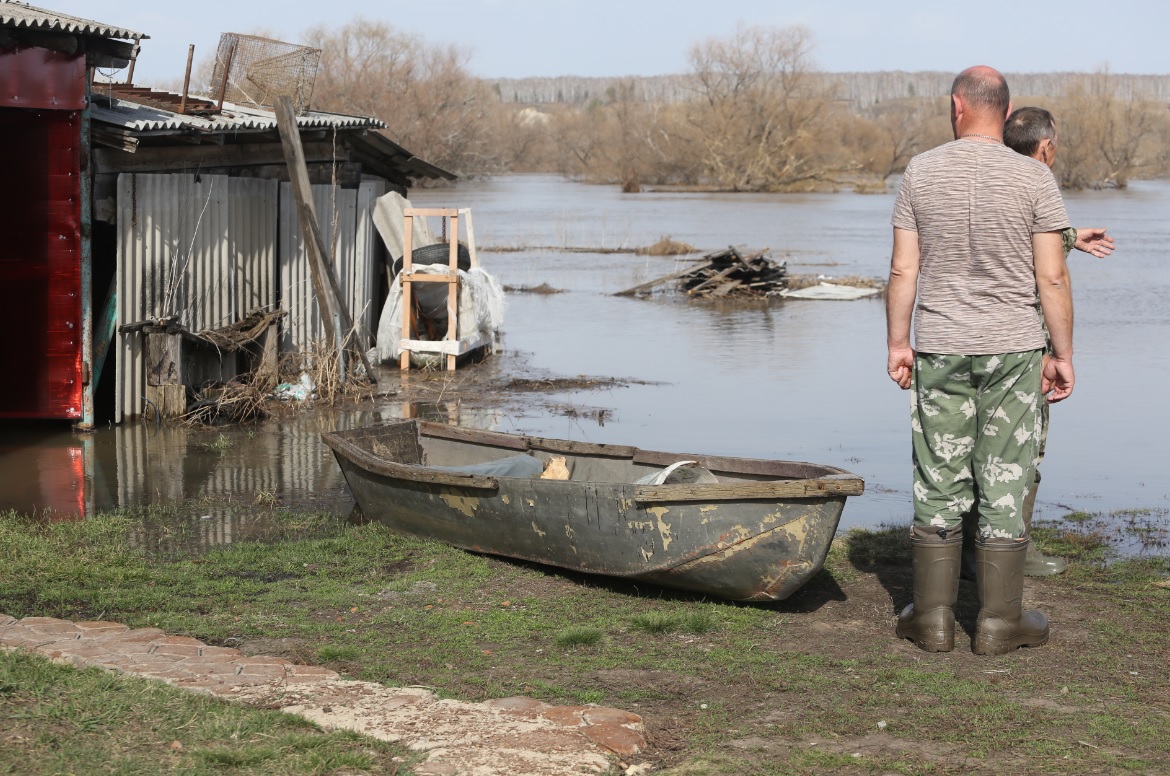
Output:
top-left (116, 174), bottom-right (385, 422)
top-left (278, 179), bottom-right (385, 353)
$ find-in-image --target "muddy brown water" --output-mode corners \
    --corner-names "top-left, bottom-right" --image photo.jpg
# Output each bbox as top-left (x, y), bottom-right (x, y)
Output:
top-left (3, 175), bottom-right (1167, 556)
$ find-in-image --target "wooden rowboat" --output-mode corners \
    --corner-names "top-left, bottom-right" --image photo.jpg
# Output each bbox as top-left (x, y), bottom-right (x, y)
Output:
top-left (323, 420), bottom-right (864, 602)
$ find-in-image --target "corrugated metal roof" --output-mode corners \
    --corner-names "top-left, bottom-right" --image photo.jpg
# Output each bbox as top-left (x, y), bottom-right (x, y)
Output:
top-left (0, 1), bottom-right (146, 41)
top-left (90, 93), bottom-right (386, 133)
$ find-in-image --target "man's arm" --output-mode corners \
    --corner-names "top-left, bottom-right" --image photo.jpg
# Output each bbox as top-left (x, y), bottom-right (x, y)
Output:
top-left (1073, 227), bottom-right (1114, 258)
top-left (1035, 230), bottom-right (1075, 402)
top-left (886, 227), bottom-right (920, 390)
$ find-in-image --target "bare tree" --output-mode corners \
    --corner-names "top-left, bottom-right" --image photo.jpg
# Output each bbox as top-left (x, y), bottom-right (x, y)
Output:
top-left (684, 24), bottom-right (839, 191)
top-left (304, 19), bottom-right (504, 176)
top-left (1054, 71), bottom-right (1168, 189)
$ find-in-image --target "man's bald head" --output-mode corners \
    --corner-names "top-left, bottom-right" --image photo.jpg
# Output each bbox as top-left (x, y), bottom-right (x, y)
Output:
top-left (951, 66), bottom-right (1011, 118)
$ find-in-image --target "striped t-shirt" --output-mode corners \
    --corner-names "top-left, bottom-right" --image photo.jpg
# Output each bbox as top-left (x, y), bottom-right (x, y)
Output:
top-left (891, 139), bottom-right (1070, 355)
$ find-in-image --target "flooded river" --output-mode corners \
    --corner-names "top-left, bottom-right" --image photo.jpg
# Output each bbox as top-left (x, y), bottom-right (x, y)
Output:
top-left (3, 174), bottom-right (1167, 553)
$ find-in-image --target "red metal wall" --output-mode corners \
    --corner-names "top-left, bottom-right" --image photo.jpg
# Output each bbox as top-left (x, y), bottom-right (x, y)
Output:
top-left (0, 49), bottom-right (84, 419)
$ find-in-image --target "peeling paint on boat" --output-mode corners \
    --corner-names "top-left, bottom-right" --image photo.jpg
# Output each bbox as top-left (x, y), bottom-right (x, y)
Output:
top-left (647, 506), bottom-right (673, 551)
top-left (440, 494), bottom-right (479, 517)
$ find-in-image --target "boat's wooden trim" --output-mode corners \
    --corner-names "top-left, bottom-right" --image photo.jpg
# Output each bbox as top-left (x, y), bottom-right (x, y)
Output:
top-left (419, 422), bottom-right (529, 451)
top-left (420, 421), bottom-right (637, 458)
top-left (323, 431), bottom-right (500, 490)
top-left (525, 436), bottom-right (637, 459)
top-left (632, 449), bottom-right (845, 478)
top-left (634, 474), bottom-right (864, 504)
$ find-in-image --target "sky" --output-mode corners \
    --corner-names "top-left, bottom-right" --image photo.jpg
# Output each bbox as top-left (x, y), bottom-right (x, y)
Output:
top-left (48, 0), bottom-right (1170, 86)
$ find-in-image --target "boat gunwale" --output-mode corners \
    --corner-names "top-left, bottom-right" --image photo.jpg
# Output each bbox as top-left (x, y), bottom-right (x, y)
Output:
top-left (323, 421), bottom-right (865, 503)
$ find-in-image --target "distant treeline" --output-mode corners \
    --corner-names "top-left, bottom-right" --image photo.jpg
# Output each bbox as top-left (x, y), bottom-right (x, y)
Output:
top-left (297, 20), bottom-right (1170, 191)
top-left (490, 72), bottom-right (1170, 108)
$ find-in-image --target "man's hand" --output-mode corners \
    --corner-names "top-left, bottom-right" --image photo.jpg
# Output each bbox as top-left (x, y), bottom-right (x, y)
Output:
top-left (1075, 227), bottom-right (1114, 258)
top-left (1041, 356), bottom-right (1075, 403)
top-left (887, 346), bottom-right (915, 390)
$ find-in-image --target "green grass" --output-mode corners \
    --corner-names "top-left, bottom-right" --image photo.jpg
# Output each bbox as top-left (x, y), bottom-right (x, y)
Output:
top-left (0, 649), bottom-right (415, 775)
top-left (629, 609), bottom-right (719, 635)
top-left (3, 508), bottom-right (1169, 775)
top-left (554, 626), bottom-right (605, 648)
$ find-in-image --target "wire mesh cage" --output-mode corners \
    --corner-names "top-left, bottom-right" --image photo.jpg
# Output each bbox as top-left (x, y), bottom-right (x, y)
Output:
top-left (209, 32), bottom-right (322, 113)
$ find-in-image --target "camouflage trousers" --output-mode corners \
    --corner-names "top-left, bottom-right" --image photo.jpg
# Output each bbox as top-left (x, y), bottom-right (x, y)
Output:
top-left (910, 351), bottom-right (1044, 539)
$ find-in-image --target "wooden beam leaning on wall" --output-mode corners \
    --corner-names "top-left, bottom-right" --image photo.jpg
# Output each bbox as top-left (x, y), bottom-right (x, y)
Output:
top-left (273, 95), bottom-right (376, 385)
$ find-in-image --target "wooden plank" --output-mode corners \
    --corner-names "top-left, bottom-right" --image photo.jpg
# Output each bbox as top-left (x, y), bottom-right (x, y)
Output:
top-left (94, 142), bottom-right (341, 174)
top-left (404, 207), bottom-right (459, 217)
top-left (401, 273), bottom-right (456, 283)
top-left (526, 437), bottom-right (638, 459)
top-left (635, 477), bottom-right (864, 504)
top-left (275, 97), bottom-right (376, 384)
top-left (686, 263), bottom-right (739, 295)
top-left (632, 449), bottom-right (847, 479)
top-left (613, 259), bottom-right (715, 297)
top-left (144, 384), bottom-right (186, 419)
top-left (445, 214), bottom-right (460, 371)
top-left (275, 99), bottom-right (338, 351)
top-left (145, 330), bottom-right (181, 387)
top-left (420, 421), bottom-right (529, 451)
top-left (710, 280), bottom-right (741, 297)
top-left (399, 213), bottom-right (414, 370)
top-left (461, 208), bottom-right (479, 268)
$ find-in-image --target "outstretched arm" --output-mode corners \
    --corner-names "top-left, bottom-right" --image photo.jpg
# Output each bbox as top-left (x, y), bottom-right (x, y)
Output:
top-left (886, 227), bottom-right (920, 390)
top-left (1074, 227), bottom-right (1115, 258)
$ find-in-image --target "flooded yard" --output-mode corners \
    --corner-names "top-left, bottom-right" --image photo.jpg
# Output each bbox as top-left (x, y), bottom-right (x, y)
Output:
top-left (3, 175), bottom-right (1167, 555)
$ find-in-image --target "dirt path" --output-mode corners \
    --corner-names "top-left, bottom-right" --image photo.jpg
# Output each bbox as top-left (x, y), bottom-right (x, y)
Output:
top-left (0, 614), bottom-right (647, 776)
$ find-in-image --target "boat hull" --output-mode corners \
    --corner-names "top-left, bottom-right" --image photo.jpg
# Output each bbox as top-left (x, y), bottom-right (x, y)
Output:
top-left (324, 421), bottom-right (863, 602)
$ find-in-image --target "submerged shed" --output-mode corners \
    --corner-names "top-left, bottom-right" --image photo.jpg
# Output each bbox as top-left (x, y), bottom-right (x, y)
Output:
top-left (0, 4), bottom-right (454, 426)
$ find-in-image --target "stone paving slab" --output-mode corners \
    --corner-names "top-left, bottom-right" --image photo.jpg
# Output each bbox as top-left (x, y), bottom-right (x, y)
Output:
top-left (0, 613), bottom-right (648, 775)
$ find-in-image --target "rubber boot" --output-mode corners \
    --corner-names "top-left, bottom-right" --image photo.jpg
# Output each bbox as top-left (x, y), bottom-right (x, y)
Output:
top-left (973, 539), bottom-right (1049, 655)
top-left (896, 529), bottom-right (962, 652)
top-left (1021, 472), bottom-right (1068, 576)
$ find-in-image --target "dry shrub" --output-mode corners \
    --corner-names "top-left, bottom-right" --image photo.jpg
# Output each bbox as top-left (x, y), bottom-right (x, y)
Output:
top-left (636, 237), bottom-right (696, 256)
top-left (278, 339), bottom-right (376, 406)
top-left (183, 380), bottom-right (269, 426)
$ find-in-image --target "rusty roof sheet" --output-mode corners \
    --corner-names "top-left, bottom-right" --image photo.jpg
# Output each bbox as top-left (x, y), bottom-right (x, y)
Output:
top-left (0, 1), bottom-right (146, 40)
top-left (90, 91), bottom-right (386, 133)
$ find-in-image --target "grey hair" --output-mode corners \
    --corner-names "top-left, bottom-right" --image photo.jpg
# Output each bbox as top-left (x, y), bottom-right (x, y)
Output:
top-left (1004, 107), bottom-right (1057, 157)
top-left (951, 67), bottom-right (1010, 116)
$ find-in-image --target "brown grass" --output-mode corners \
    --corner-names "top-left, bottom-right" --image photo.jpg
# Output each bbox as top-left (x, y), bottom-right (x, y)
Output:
top-left (503, 283), bottom-right (564, 295)
top-left (636, 237), bottom-right (696, 256)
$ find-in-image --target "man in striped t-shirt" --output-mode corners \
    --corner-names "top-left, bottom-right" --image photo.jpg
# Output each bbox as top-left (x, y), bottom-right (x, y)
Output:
top-left (885, 66), bottom-right (1075, 655)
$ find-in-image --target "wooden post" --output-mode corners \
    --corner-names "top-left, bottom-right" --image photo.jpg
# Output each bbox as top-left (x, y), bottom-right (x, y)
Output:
top-left (399, 214), bottom-right (414, 370)
top-left (274, 96), bottom-right (377, 384)
top-left (179, 44), bottom-right (194, 115)
top-left (254, 323), bottom-right (280, 392)
top-left (215, 38), bottom-right (236, 112)
top-left (461, 208), bottom-right (479, 268)
top-left (445, 212), bottom-right (459, 371)
top-left (144, 327), bottom-right (186, 419)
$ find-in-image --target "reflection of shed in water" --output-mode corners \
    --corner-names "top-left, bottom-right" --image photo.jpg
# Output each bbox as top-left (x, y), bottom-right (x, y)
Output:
top-left (0, 5), bottom-right (453, 426)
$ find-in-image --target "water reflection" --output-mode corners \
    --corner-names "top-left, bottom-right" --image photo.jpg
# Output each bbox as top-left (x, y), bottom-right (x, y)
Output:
top-left (3, 175), bottom-right (1168, 559)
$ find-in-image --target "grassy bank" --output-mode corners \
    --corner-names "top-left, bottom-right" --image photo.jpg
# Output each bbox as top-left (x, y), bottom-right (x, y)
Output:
top-left (0, 650), bottom-right (413, 775)
top-left (2, 508), bottom-right (1169, 774)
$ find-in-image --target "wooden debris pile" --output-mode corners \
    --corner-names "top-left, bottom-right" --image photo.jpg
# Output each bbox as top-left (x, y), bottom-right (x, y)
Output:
top-left (615, 246), bottom-right (788, 299)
